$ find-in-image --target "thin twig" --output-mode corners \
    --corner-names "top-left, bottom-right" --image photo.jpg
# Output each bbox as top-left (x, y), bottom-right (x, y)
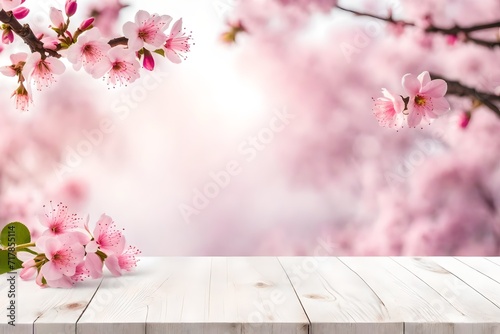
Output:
top-left (0, 9), bottom-right (61, 58)
top-left (335, 5), bottom-right (500, 49)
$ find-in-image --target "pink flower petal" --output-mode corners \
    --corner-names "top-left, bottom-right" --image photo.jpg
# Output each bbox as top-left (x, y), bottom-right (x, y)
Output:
top-left (135, 10), bottom-right (150, 24)
top-left (104, 254), bottom-right (122, 276)
top-left (429, 97), bottom-right (450, 115)
top-left (421, 79), bottom-right (447, 98)
top-left (165, 48), bottom-right (182, 64)
top-left (417, 71), bottom-right (431, 87)
top-left (402, 73), bottom-right (420, 96)
top-left (85, 252), bottom-right (103, 279)
top-left (46, 276), bottom-right (74, 288)
top-left (41, 261), bottom-right (63, 280)
top-left (170, 18), bottom-right (183, 37)
top-left (86, 240), bottom-right (98, 253)
top-left (406, 103), bottom-right (423, 128)
top-left (44, 238), bottom-right (60, 260)
top-left (0, 66), bottom-right (16, 77)
top-left (122, 21), bottom-right (138, 40)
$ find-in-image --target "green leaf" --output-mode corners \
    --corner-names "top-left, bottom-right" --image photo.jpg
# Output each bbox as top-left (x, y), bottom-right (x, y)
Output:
top-left (154, 48), bottom-right (165, 57)
top-left (0, 222), bottom-right (31, 247)
top-left (0, 250), bottom-right (22, 275)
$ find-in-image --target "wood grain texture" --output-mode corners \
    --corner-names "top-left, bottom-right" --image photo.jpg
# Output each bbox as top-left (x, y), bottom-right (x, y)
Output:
top-left (339, 257), bottom-right (470, 334)
top-left (394, 257), bottom-right (500, 333)
top-left (147, 257), bottom-right (309, 334)
top-left (279, 257), bottom-right (401, 334)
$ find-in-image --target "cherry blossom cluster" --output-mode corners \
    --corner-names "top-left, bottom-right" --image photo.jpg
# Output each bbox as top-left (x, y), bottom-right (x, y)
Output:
top-left (2, 202), bottom-right (140, 288)
top-left (0, 0), bottom-right (192, 111)
top-left (373, 71), bottom-right (450, 129)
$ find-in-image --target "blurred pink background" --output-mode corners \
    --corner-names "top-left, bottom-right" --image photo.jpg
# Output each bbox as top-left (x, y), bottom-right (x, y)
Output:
top-left (1, 0), bottom-right (499, 255)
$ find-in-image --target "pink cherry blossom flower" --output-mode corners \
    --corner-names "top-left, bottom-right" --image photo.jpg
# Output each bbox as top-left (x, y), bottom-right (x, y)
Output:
top-left (0, 0), bottom-right (22, 12)
top-left (86, 214), bottom-right (126, 255)
top-left (92, 47), bottom-right (140, 85)
top-left (36, 233), bottom-right (86, 284)
top-left (22, 52), bottom-right (65, 90)
top-left (84, 252), bottom-right (103, 278)
top-left (372, 88), bottom-right (405, 128)
top-left (122, 10), bottom-right (172, 51)
top-left (38, 201), bottom-right (83, 236)
top-left (0, 52), bottom-right (27, 77)
top-left (67, 28), bottom-right (111, 75)
top-left (71, 262), bottom-right (90, 282)
top-left (41, 36), bottom-right (60, 50)
top-left (105, 245), bottom-right (141, 276)
top-left (20, 259), bottom-right (37, 280)
top-left (164, 18), bottom-right (192, 64)
top-left (402, 71), bottom-right (450, 127)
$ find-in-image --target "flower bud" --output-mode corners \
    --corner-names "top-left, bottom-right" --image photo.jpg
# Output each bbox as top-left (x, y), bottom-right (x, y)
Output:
top-left (142, 49), bottom-right (155, 71)
top-left (79, 17), bottom-right (95, 31)
top-left (65, 0), bottom-right (77, 17)
top-left (458, 111), bottom-right (471, 129)
top-left (49, 7), bottom-right (65, 29)
top-left (12, 6), bottom-right (29, 20)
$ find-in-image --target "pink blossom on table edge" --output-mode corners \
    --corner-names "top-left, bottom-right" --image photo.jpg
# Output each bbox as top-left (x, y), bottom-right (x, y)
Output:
top-left (85, 213), bottom-right (126, 255)
top-left (38, 201), bottom-right (84, 236)
top-left (84, 252), bottom-right (103, 279)
top-left (36, 233), bottom-right (86, 285)
top-left (122, 10), bottom-right (172, 52)
top-left (402, 70), bottom-right (450, 128)
top-left (105, 245), bottom-right (141, 276)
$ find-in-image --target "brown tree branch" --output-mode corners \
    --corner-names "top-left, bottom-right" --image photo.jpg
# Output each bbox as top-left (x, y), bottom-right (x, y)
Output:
top-left (335, 5), bottom-right (500, 49)
top-left (430, 73), bottom-right (500, 117)
top-left (0, 9), bottom-right (61, 58)
top-left (108, 36), bottom-right (128, 47)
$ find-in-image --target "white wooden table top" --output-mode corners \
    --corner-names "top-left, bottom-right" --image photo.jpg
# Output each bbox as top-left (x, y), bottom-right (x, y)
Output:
top-left (1, 257), bottom-right (500, 334)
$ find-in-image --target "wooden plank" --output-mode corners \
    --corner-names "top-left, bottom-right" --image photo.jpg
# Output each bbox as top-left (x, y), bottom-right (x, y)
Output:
top-left (340, 257), bottom-right (470, 334)
top-left (0, 271), bottom-right (102, 334)
top-left (394, 257), bottom-right (500, 331)
top-left (77, 257), bottom-right (184, 334)
top-left (485, 257), bottom-right (500, 273)
top-left (445, 257), bottom-right (500, 306)
top-left (279, 257), bottom-right (401, 334)
top-left (146, 257), bottom-right (309, 334)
